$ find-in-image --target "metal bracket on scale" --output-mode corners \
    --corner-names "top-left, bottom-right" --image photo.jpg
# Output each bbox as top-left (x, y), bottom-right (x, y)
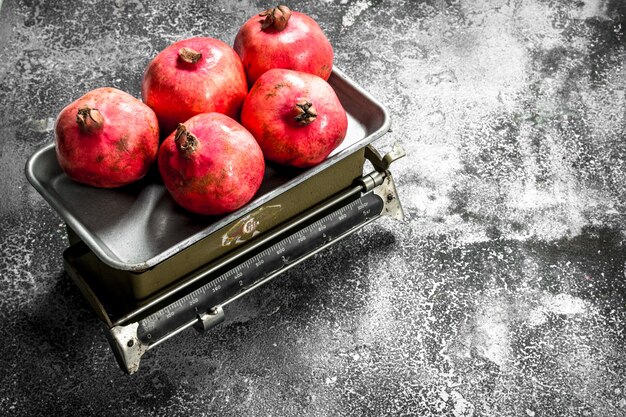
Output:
top-left (363, 143), bottom-right (405, 220)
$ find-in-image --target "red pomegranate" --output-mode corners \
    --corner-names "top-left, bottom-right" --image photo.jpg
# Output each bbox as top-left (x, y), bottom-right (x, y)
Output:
top-left (240, 68), bottom-right (348, 168)
top-left (233, 5), bottom-right (334, 86)
top-left (54, 87), bottom-right (160, 188)
top-left (142, 37), bottom-right (248, 136)
top-left (158, 113), bottom-right (265, 215)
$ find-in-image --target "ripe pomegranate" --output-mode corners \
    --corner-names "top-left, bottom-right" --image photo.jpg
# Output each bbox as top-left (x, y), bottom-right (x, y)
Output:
top-left (54, 87), bottom-right (160, 188)
top-left (142, 37), bottom-right (248, 136)
top-left (233, 5), bottom-right (334, 86)
top-left (240, 68), bottom-right (348, 168)
top-left (158, 113), bottom-right (265, 216)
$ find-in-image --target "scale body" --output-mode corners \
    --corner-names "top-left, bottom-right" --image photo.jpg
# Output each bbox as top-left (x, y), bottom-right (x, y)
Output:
top-left (64, 145), bottom-right (405, 373)
top-left (25, 68), bottom-right (405, 373)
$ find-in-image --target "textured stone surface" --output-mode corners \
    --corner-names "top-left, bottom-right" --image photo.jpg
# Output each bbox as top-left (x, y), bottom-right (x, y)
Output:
top-left (1, 0), bottom-right (626, 416)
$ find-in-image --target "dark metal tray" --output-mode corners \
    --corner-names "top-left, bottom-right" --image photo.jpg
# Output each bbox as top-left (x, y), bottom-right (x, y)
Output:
top-left (25, 68), bottom-right (390, 272)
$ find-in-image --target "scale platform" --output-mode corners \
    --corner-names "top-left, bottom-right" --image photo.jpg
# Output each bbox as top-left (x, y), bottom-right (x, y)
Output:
top-left (25, 69), bottom-right (405, 374)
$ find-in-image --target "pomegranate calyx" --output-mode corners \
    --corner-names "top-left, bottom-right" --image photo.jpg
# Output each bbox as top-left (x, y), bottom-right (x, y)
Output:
top-left (174, 124), bottom-right (199, 155)
top-left (294, 99), bottom-right (317, 125)
top-left (259, 5), bottom-right (291, 31)
top-left (178, 47), bottom-right (202, 64)
top-left (76, 107), bottom-right (104, 133)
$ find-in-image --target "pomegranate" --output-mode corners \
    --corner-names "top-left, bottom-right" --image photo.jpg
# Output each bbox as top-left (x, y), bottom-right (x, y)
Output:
top-left (241, 69), bottom-right (348, 168)
top-left (233, 5), bottom-right (334, 86)
top-left (142, 37), bottom-right (248, 136)
top-left (54, 87), bottom-right (160, 188)
top-left (158, 113), bottom-right (265, 215)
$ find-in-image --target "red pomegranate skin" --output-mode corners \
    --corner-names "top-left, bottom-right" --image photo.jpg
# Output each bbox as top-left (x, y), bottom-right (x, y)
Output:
top-left (54, 87), bottom-right (160, 188)
top-left (142, 37), bottom-right (248, 136)
top-left (158, 113), bottom-right (265, 216)
top-left (233, 6), bottom-right (334, 86)
top-left (240, 69), bottom-right (348, 168)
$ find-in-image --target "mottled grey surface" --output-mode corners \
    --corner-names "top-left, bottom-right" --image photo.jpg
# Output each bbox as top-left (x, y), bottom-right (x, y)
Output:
top-left (1, 0), bottom-right (626, 416)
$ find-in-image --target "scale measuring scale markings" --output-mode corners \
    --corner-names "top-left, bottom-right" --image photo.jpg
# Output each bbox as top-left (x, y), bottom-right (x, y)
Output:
top-left (105, 144), bottom-right (405, 373)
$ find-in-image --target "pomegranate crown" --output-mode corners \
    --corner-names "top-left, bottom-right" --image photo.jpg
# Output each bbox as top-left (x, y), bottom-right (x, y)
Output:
top-left (294, 99), bottom-right (317, 125)
top-left (76, 107), bottom-right (104, 133)
top-left (178, 47), bottom-right (202, 64)
top-left (260, 5), bottom-right (292, 31)
top-left (174, 123), bottom-right (199, 155)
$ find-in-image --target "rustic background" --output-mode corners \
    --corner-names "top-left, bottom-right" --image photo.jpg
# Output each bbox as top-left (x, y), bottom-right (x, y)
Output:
top-left (1, 0), bottom-right (625, 416)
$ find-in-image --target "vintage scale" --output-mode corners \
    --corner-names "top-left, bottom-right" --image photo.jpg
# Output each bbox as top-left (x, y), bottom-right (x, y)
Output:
top-left (26, 69), bottom-right (405, 374)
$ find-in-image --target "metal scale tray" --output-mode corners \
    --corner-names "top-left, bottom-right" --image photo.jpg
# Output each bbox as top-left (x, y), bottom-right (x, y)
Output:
top-left (25, 68), bottom-right (404, 373)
